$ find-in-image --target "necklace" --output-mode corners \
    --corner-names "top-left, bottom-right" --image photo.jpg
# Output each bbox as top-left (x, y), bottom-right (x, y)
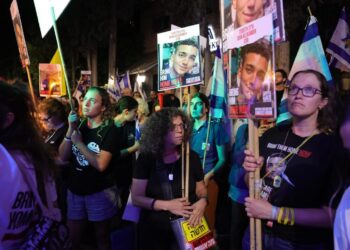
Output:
top-left (45, 129), bottom-right (58, 143)
top-left (168, 163), bottom-right (175, 181)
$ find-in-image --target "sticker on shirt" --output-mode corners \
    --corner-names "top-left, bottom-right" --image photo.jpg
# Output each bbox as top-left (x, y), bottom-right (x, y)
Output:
top-left (201, 142), bottom-right (210, 151)
top-left (72, 142), bottom-right (100, 169)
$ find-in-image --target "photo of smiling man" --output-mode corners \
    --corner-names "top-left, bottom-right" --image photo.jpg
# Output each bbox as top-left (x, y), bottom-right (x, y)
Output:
top-left (231, 0), bottom-right (272, 29)
top-left (157, 24), bottom-right (202, 91)
top-left (229, 39), bottom-right (275, 119)
top-left (170, 39), bottom-right (199, 81)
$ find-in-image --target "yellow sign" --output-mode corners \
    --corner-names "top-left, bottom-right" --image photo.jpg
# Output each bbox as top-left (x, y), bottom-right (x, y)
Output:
top-left (50, 49), bottom-right (67, 96)
top-left (181, 217), bottom-right (210, 242)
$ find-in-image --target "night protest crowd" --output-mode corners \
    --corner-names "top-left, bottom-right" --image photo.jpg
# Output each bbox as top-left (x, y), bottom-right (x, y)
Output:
top-left (1, 69), bottom-right (350, 250)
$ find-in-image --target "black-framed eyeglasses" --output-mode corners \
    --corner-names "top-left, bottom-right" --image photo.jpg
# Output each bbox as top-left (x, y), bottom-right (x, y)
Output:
top-left (287, 86), bottom-right (322, 97)
top-left (40, 116), bottom-right (52, 122)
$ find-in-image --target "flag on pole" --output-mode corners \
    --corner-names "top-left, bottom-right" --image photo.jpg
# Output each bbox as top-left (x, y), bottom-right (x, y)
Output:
top-left (108, 71), bottom-right (131, 101)
top-left (33, 0), bottom-right (71, 38)
top-left (107, 75), bottom-right (121, 101)
top-left (118, 71), bottom-right (131, 90)
top-left (277, 15), bottom-right (333, 124)
top-left (50, 49), bottom-right (66, 96)
top-left (209, 47), bottom-right (227, 119)
top-left (326, 7), bottom-right (350, 72)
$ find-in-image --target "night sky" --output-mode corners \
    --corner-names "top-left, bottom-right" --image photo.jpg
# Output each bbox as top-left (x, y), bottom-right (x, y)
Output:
top-left (0, 1), bottom-right (348, 80)
top-left (0, 0), bottom-right (43, 78)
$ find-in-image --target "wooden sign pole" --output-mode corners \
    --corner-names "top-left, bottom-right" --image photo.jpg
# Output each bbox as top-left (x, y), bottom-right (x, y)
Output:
top-left (25, 65), bottom-right (37, 110)
top-left (248, 119), bottom-right (262, 250)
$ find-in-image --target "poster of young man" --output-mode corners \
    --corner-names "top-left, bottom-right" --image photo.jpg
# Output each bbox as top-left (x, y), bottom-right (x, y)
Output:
top-left (157, 24), bottom-right (202, 91)
top-left (220, 0), bottom-right (285, 50)
top-left (10, 0), bottom-right (30, 68)
top-left (39, 64), bottom-right (63, 97)
top-left (228, 38), bottom-right (276, 119)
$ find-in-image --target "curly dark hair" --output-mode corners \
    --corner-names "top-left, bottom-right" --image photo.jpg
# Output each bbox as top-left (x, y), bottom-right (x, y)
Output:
top-left (140, 108), bottom-right (191, 158)
top-left (289, 69), bottom-right (336, 132)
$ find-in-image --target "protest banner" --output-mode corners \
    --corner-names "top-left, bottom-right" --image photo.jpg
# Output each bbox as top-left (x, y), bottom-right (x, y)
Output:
top-left (158, 24), bottom-right (202, 91)
top-left (39, 64), bottom-right (63, 97)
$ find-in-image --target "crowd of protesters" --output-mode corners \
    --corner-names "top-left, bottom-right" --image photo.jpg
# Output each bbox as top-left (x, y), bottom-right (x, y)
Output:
top-left (1, 68), bottom-right (350, 250)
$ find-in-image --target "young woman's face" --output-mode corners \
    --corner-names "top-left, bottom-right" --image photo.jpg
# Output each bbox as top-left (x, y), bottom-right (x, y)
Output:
top-left (82, 90), bottom-right (105, 118)
top-left (164, 116), bottom-right (184, 147)
top-left (287, 73), bottom-right (327, 120)
top-left (190, 96), bottom-right (207, 120)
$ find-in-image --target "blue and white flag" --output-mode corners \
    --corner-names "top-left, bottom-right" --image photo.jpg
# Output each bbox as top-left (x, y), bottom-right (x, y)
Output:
top-left (277, 16), bottom-right (333, 124)
top-left (107, 71), bottom-right (131, 101)
top-left (107, 76), bottom-right (121, 101)
top-left (209, 48), bottom-right (227, 119)
top-left (326, 7), bottom-right (350, 72)
top-left (118, 71), bottom-right (131, 90)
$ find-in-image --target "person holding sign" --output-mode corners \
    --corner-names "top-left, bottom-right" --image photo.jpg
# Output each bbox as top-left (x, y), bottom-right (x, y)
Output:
top-left (59, 87), bottom-right (120, 250)
top-left (231, 0), bottom-right (271, 28)
top-left (242, 70), bottom-right (343, 249)
top-left (190, 93), bottom-right (228, 232)
top-left (131, 108), bottom-right (207, 249)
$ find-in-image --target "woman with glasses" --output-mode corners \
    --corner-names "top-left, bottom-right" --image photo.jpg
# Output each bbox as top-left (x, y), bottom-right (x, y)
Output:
top-left (242, 69), bottom-right (343, 249)
top-left (38, 98), bottom-right (68, 153)
top-left (131, 108), bottom-right (207, 249)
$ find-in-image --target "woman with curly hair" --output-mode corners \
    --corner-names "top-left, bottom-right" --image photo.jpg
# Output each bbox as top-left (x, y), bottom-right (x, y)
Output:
top-left (59, 86), bottom-right (119, 250)
top-left (243, 69), bottom-right (344, 249)
top-left (131, 108), bottom-right (208, 250)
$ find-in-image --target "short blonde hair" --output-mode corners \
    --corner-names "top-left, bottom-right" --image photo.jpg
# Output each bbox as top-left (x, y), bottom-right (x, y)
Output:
top-left (135, 97), bottom-right (150, 116)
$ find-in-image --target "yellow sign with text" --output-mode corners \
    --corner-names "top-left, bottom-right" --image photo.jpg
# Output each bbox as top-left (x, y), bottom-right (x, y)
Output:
top-left (181, 217), bottom-right (210, 242)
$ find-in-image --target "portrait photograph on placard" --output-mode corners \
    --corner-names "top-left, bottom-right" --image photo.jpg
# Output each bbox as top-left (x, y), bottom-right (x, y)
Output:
top-left (10, 0), bottom-right (30, 68)
top-left (39, 64), bottom-right (63, 97)
top-left (157, 24), bottom-right (202, 91)
top-left (228, 37), bottom-right (276, 119)
top-left (221, 0), bottom-right (285, 50)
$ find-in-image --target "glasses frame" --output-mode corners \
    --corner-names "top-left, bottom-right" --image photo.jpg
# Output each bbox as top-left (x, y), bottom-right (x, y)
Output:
top-left (287, 86), bottom-right (322, 97)
top-left (41, 115), bottom-right (52, 123)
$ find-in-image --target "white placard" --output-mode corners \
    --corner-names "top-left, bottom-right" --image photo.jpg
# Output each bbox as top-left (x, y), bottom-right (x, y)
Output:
top-left (33, 0), bottom-right (71, 38)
